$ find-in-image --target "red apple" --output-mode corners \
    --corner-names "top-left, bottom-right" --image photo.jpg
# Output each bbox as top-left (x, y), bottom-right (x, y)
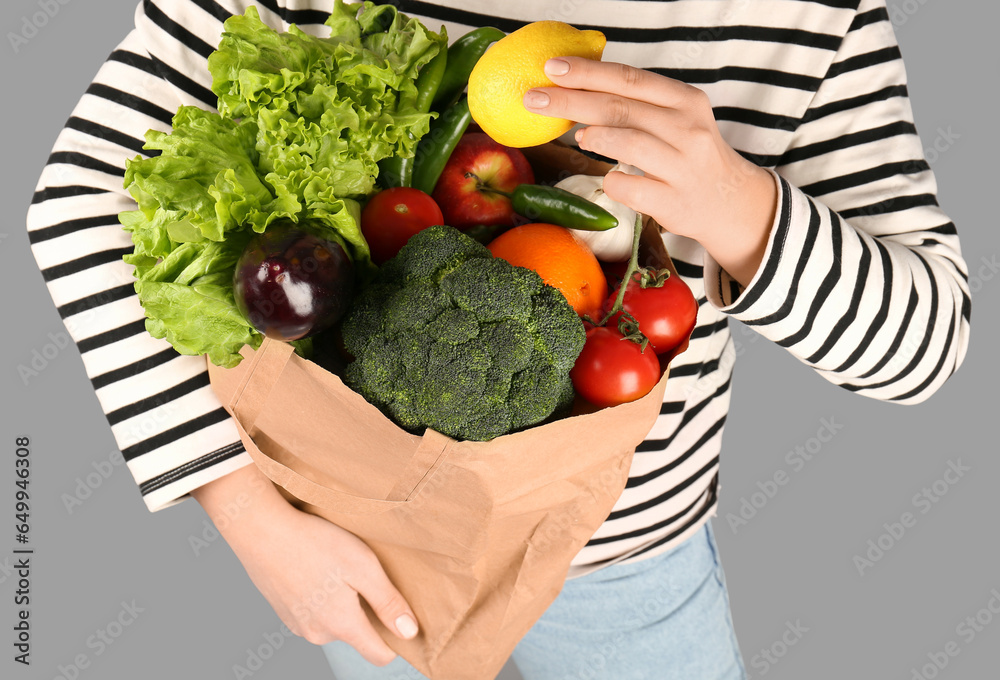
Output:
top-left (431, 133), bottom-right (535, 230)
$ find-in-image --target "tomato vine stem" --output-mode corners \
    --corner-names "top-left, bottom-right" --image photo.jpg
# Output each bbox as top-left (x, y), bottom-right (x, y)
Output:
top-left (596, 214), bottom-right (644, 326)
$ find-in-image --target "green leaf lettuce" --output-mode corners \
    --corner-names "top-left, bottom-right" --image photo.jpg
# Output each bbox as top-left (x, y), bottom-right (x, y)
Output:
top-left (120, 1), bottom-right (447, 367)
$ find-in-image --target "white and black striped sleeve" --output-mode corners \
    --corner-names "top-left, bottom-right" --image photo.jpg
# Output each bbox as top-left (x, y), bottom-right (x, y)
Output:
top-left (25, 2), bottom-right (258, 512)
top-left (704, 0), bottom-right (971, 404)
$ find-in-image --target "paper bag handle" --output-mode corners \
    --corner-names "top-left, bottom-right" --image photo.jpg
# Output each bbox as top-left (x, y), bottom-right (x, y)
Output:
top-left (228, 337), bottom-right (295, 431)
top-left (231, 414), bottom-right (432, 514)
top-left (224, 338), bottom-right (453, 514)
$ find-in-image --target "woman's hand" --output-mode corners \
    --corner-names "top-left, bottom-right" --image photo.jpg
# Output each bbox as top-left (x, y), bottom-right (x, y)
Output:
top-left (523, 57), bottom-right (778, 287)
top-left (191, 464), bottom-right (418, 667)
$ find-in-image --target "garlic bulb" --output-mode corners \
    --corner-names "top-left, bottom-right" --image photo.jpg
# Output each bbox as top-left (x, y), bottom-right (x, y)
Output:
top-left (555, 163), bottom-right (642, 262)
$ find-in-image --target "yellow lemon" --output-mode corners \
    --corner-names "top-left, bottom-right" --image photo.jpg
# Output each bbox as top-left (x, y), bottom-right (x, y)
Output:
top-left (468, 21), bottom-right (606, 148)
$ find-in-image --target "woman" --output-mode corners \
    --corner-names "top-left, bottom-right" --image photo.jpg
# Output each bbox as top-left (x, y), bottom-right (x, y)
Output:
top-left (25, 1), bottom-right (970, 678)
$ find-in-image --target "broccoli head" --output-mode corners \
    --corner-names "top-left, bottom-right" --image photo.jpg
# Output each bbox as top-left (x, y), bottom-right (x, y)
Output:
top-left (341, 225), bottom-right (586, 441)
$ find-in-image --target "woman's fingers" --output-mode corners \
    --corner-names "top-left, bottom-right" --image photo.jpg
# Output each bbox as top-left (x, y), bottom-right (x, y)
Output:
top-left (347, 552), bottom-right (420, 641)
top-left (524, 86), bottom-right (683, 138)
top-left (543, 57), bottom-right (698, 110)
top-left (283, 584), bottom-right (395, 663)
top-left (602, 170), bottom-right (675, 221)
top-left (301, 546), bottom-right (418, 666)
top-left (523, 57), bottom-right (713, 146)
top-left (331, 596), bottom-right (402, 667)
top-left (576, 126), bottom-right (680, 181)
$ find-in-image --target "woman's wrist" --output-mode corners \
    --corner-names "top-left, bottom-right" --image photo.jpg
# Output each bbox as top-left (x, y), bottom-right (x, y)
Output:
top-left (190, 462), bottom-right (296, 552)
top-left (698, 165), bottom-right (779, 289)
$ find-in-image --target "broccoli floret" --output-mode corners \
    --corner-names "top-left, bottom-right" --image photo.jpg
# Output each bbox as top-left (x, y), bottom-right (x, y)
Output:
top-left (480, 319), bottom-right (534, 375)
top-left (341, 225), bottom-right (586, 441)
top-left (528, 284), bottom-right (588, 373)
top-left (440, 257), bottom-right (540, 323)
top-left (382, 222), bottom-right (491, 284)
top-left (343, 335), bottom-right (405, 409)
top-left (508, 360), bottom-right (575, 431)
top-left (423, 308), bottom-right (480, 345)
top-left (383, 282), bottom-right (450, 334)
top-left (413, 338), bottom-right (492, 436)
top-left (340, 280), bottom-right (396, 357)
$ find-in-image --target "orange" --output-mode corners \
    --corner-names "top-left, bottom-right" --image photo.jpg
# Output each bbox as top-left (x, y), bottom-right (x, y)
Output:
top-left (487, 223), bottom-right (608, 318)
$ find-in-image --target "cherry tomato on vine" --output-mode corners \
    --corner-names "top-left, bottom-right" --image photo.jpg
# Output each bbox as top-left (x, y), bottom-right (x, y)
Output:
top-left (361, 187), bottom-right (445, 264)
top-left (570, 326), bottom-right (661, 408)
top-left (606, 271), bottom-right (698, 354)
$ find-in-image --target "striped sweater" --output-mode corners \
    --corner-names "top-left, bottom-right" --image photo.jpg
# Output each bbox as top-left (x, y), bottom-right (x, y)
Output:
top-left (26, 0), bottom-right (971, 580)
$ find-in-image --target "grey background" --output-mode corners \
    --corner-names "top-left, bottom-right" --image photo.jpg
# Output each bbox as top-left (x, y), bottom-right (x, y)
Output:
top-left (1, 1), bottom-right (997, 679)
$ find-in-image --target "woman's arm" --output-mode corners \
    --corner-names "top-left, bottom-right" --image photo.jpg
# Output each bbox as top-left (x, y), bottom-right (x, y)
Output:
top-left (526, 0), bottom-right (970, 404)
top-left (25, 0), bottom-right (336, 512)
top-left (25, 19), bottom-right (255, 511)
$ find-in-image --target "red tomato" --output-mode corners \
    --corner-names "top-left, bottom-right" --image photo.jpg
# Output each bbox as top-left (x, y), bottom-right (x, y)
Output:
top-left (361, 187), bottom-right (445, 264)
top-left (570, 326), bottom-right (661, 408)
top-left (606, 271), bottom-right (698, 354)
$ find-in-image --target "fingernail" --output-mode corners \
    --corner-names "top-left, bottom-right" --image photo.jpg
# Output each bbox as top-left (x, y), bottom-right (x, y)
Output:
top-left (544, 58), bottom-right (570, 76)
top-left (395, 614), bottom-right (418, 639)
top-left (523, 90), bottom-right (550, 109)
top-left (574, 128), bottom-right (584, 143)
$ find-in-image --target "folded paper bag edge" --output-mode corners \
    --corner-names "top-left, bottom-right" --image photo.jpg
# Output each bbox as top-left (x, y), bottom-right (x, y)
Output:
top-left (228, 405), bottom-right (415, 515)
top-left (227, 338), bottom-right (295, 430)
top-left (209, 366), bottom-right (420, 516)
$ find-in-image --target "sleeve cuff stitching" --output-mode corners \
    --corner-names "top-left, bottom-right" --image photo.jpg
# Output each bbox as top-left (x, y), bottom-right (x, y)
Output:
top-left (138, 441), bottom-right (245, 495)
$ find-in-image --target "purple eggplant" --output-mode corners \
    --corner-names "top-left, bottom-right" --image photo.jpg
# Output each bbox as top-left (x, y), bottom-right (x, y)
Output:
top-left (234, 222), bottom-right (354, 341)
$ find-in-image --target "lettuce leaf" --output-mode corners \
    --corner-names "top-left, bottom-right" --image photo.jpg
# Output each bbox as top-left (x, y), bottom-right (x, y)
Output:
top-left (133, 240), bottom-right (260, 369)
top-left (121, 1), bottom-right (447, 367)
top-left (209, 2), bottom-right (443, 200)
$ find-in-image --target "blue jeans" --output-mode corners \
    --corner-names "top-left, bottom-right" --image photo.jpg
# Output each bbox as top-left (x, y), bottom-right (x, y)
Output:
top-left (323, 519), bottom-right (747, 680)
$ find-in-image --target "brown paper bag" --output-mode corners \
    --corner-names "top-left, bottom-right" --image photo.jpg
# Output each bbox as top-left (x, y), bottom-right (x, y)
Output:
top-left (208, 153), bottom-right (687, 680)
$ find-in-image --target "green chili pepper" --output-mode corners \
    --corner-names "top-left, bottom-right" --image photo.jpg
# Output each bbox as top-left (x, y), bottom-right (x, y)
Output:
top-left (508, 184), bottom-right (620, 231)
top-left (378, 48), bottom-right (449, 188)
top-left (377, 155), bottom-right (413, 189)
top-left (469, 182), bottom-right (619, 231)
top-left (415, 48), bottom-right (449, 114)
top-left (432, 26), bottom-right (506, 110)
top-left (411, 96), bottom-right (472, 195)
